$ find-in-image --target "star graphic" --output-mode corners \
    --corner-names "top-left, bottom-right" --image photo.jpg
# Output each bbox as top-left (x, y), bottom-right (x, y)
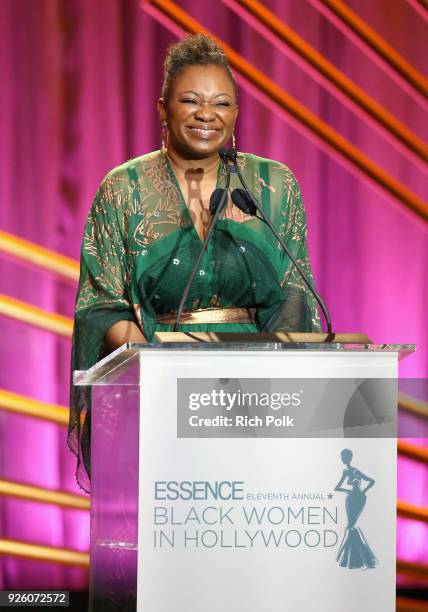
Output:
top-left (327, 493), bottom-right (333, 499)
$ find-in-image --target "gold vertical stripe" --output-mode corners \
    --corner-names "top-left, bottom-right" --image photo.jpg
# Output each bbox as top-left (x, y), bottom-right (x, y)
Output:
top-left (0, 479), bottom-right (89, 510)
top-left (397, 499), bottom-right (428, 524)
top-left (0, 294), bottom-right (73, 338)
top-left (399, 393), bottom-right (428, 420)
top-left (0, 539), bottom-right (89, 567)
top-left (235, 0), bottom-right (428, 161)
top-left (0, 389), bottom-right (69, 425)
top-left (319, 0), bottom-right (428, 97)
top-left (397, 596), bottom-right (428, 611)
top-left (0, 230), bottom-right (80, 282)
top-left (398, 440), bottom-right (428, 464)
top-left (397, 559), bottom-right (428, 580)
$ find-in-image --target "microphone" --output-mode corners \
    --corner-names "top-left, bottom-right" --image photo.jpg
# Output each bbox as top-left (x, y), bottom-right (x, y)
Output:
top-left (230, 164), bottom-right (333, 335)
top-left (209, 188), bottom-right (226, 215)
top-left (218, 147), bottom-right (237, 162)
top-left (230, 187), bottom-right (257, 216)
top-left (173, 159), bottom-right (232, 332)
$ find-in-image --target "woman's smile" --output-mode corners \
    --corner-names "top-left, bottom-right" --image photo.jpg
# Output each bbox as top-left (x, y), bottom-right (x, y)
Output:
top-left (186, 125), bottom-right (222, 140)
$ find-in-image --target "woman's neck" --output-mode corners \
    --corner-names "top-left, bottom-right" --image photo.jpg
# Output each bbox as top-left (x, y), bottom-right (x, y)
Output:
top-left (167, 149), bottom-right (220, 180)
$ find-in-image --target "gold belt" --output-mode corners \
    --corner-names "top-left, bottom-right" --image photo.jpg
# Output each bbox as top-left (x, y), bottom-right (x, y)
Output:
top-left (155, 307), bottom-right (257, 325)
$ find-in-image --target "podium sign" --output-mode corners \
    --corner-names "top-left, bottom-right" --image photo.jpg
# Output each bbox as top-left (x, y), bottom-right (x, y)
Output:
top-left (74, 342), bottom-right (414, 612)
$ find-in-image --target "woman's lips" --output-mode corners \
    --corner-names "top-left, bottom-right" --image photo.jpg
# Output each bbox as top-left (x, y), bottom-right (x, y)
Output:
top-left (187, 126), bottom-right (221, 140)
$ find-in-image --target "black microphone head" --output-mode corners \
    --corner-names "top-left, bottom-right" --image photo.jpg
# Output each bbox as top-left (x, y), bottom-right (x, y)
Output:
top-left (209, 188), bottom-right (226, 215)
top-left (218, 147), bottom-right (237, 162)
top-left (231, 188), bottom-right (257, 216)
top-left (218, 148), bottom-right (229, 162)
top-left (229, 147), bottom-right (237, 160)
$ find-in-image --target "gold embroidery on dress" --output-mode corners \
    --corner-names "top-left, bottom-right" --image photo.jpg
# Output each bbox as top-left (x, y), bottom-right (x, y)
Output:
top-left (258, 177), bottom-right (276, 192)
top-left (76, 275), bottom-right (129, 312)
top-left (76, 151), bottom-right (321, 332)
top-left (145, 156), bottom-right (182, 202)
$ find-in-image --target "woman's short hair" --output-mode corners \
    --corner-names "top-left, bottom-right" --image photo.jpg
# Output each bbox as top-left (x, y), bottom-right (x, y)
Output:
top-left (161, 33), bottom-right (238, 102)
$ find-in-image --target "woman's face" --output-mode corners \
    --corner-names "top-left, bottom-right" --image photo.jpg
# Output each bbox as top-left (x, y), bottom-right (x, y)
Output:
top-left (158, 63), bottom-right (238, 160)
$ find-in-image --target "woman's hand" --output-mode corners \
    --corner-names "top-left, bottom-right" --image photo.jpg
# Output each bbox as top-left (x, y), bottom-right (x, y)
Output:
top-left (105, 320), bottom-right (147, 350)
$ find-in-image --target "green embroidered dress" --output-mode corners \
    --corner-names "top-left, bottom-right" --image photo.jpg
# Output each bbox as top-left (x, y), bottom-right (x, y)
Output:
top-left (69, 151), bottom-right (321, 490)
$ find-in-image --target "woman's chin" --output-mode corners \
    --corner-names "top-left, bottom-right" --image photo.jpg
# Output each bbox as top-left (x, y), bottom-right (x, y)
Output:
top-left (181, 143), bottom-right (224, 160)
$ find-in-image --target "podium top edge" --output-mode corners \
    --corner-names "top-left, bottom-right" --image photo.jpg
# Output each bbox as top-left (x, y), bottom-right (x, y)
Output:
top-left (121, 341), bottom-right (416, 352)
top-left (73, 341), bottom-right (416, 385)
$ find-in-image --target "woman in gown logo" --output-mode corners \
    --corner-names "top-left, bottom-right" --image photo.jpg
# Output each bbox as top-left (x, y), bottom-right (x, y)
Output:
top-left (335, 448), bottom-right (378, 570)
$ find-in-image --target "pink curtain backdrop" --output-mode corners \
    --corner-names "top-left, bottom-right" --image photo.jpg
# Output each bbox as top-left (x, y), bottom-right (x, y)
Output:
top-left (0, 0), bottom-right (426, 590)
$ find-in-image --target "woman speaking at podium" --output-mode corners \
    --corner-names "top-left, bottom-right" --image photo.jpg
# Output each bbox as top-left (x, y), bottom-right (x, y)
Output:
top-left (69, 33), bottom-right (321, 489)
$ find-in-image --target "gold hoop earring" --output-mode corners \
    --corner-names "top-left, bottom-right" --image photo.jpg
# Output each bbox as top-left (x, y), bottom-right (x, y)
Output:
top-left (232, 132), bottom-right (236, 150)
top-left (161, 121), bottom-right (168, 156)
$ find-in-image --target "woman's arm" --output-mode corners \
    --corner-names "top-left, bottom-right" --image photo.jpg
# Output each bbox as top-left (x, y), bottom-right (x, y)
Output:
top-left (105, 320), bottom-right (147, 350)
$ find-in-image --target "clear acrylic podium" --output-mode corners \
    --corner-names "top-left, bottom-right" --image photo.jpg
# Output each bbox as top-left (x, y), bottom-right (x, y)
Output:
top-left (74, 340), bottom-right (414, 612)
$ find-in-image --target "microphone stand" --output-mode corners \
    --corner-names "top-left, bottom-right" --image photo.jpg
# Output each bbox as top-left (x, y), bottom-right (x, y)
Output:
top-left (230, 156), bottom-right (333, 336)
top-left (173, 159), bottom-right (232, 332)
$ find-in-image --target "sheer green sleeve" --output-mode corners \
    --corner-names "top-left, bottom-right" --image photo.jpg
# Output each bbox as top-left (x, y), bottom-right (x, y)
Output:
top-left (73, 179), bottom-right (138, 368)
top-left (257, 163), bottom-right (322, 332)
top-left (68, 177), bottom-right (137, 491)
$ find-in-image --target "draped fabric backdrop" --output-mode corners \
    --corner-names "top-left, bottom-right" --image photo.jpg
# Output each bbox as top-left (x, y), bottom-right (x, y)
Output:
top-left (0, 0), bottom-right (427, 590)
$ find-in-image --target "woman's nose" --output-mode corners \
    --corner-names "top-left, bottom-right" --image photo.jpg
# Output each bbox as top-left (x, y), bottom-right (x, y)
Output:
top-left (194, 102), bottom-right (215, 121)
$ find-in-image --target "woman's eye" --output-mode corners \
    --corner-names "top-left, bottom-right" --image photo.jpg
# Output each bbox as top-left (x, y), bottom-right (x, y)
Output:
top-left (216, 102), bottom-right (230, 107)
top-left (182, 99), bottom-right (198, 104)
